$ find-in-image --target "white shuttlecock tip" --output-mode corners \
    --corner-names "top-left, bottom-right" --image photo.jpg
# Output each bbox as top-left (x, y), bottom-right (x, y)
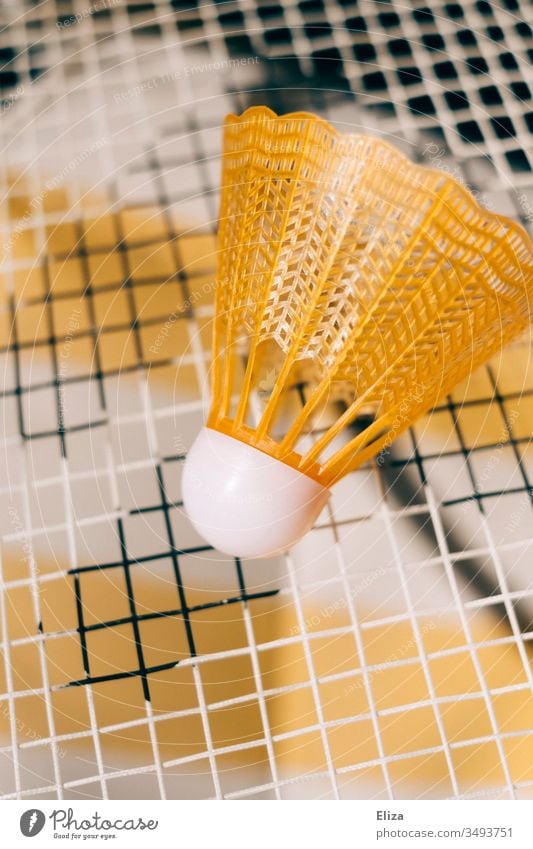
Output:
top-left (182, 427), bottom-right (330, 559)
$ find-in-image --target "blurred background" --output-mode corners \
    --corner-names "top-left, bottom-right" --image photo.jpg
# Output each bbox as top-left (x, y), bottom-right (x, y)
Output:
top-left (0, 0), bottom-right (532, 801)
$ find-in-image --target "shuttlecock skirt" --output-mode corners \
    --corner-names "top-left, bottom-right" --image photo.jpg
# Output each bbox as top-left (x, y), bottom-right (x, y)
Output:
top-left (182, 106), bottom-right (533, 558)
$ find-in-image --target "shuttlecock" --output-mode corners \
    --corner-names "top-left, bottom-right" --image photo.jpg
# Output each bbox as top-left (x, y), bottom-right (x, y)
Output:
top-left (183, 106), bottom-right (533, 559)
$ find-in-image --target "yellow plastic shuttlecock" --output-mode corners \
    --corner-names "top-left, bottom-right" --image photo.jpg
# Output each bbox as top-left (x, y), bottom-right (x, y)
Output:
top-left (183, 106), bottom-right (533, 559)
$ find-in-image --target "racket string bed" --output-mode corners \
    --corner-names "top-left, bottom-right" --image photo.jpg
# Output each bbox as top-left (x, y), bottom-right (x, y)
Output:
top-left (0, 0), bottom-right (532, 801)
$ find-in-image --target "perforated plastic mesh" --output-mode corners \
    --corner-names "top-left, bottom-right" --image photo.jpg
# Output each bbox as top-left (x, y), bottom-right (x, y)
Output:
top-left (212, 106), bottom-right (532, 484)
top-left (0, 0), bottom-right (532, 802)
